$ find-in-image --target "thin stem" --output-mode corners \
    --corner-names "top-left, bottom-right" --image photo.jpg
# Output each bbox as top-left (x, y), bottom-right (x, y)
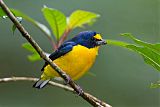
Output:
top-left (107, 39), bottom-right (129, 47)
top-left (48, 36), bottom-right (57, 50)
top-left (0, 1), bottom-right (111, 107)
top-left (58, 28), bottom-right (71, 47)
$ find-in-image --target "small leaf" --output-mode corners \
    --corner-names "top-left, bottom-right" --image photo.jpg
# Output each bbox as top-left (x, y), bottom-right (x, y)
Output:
top-left (68, 10), bottom-right (100, 29)
top-left (0, 8), bottom-right (6, 17)
top-left (42, 7), bottom-right (67, 39)
top-left (28, 53), bottom-right (41, 61)
top-left (12, 24), bottom-right (16, 34)
top-left (22, 43), bottom-right (41, 61)
top-left (150, 80), bottom-right (160, 88)
top-left (12, 17), bottom-right (22, 34)
top-left (22, 43), bottom-right (36, 53)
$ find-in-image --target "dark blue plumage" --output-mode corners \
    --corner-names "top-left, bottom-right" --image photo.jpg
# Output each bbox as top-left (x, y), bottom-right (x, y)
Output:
top-left (70, 31), bottom-right (97, 48)
top-left (41, 31), bottom-right (99, 71)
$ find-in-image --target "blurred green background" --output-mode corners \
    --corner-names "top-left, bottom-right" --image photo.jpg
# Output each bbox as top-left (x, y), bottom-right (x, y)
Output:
top-left (0, 0), bottom-right (159, 107)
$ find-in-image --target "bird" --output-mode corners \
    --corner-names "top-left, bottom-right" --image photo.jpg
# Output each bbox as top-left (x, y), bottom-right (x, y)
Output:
top-left (33, 31), bottom-right (107, 89)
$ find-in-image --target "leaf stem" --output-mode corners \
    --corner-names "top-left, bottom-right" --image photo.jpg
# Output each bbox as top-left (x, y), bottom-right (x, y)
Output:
top-left (58, 28), bottom-right (71, 47)
top-left (48, 36), bottom-right (57, 50)
top-left (107, 39), bottom-right (129, 47)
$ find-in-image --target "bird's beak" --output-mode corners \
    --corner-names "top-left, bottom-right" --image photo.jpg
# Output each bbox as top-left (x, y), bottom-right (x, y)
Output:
top-left (96, 39), bottom-right (107, 46)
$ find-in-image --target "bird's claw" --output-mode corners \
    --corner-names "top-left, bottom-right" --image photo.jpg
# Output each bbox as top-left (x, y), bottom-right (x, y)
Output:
top-left (75, 85), bottom-right (83, 96)
top-left (63, 75), bottom-right (83, 95)
top-left (63, 75), bottom-right (71, 85)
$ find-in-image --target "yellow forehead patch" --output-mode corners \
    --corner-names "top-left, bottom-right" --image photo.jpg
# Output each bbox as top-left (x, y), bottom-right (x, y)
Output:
top-left (93, 34), bottom-right (102, 40)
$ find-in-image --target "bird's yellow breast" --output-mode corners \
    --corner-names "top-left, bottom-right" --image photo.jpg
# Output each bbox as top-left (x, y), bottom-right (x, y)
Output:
top-left (43, 45), bottom-right (99, 80)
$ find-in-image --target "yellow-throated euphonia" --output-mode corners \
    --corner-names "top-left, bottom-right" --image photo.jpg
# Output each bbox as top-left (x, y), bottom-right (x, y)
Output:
top-left (33, 31), bottom-right (106, 89)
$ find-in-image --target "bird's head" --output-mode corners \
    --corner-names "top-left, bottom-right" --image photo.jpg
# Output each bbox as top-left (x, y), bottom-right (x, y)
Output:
top-left (71, 31), bottom-right (107, 48)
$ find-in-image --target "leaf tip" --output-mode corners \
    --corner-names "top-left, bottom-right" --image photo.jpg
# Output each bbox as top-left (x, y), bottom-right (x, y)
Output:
top-left (43, 5), bottom-right (48, 8)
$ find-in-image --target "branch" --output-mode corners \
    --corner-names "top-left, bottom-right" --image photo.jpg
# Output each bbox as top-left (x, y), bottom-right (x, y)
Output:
top-left (0, 1), bottom-right (111, 107)
top-left (0, 76), bottom-right (111, 107)
top-left (0, 77), bottom-right (74, 92)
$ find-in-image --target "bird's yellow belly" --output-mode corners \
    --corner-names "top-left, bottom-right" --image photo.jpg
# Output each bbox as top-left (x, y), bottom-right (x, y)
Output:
top-left (43, 45), bottom-right (99, 80)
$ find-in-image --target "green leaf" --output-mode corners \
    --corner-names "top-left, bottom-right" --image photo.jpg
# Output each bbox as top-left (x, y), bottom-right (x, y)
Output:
top-left (11, 9), bottom-right (51, 37)
top-left (22, 43), bottom-right (41, 61)
top-left (150, 80), bottom-right (160, 88)
top-left (42, 7), bottom-right (67, 39)
top-left (121, 33), bottom-right (160, 54)
top-left (12, 17), bottom-right (22, 34)
top-left (121, 33), bottom-right (160, 72)
top-left (28, 53), bottom-right (41, 61)
top-left (68, 10), bottom-right (100, 29)
top-left (126, 45), bottom-right (160, 71)
top-left (0, 8), bottom-right (6, 17)
top-left (107, 39), bottom-right (129, 48)
top-left (107, 33), bottom-right (160, 72)
top-left (22, 43), bottom-right (36, 53)
top-left (108, 34), bottom-right (160, 88)
top-left (12, 24), bottom-right (16, 34)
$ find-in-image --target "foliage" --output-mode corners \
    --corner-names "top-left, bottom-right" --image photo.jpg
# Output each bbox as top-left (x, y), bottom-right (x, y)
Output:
top-left (0, 6), bottom-right (99, 58)
top-left (107, 34), bottom-right (160, 88)
top-left (0, 7), bottom-right (159, 88)
top-left (0, 7), bottom-right (5, 17)
top-left (22, 43), bottom-right (41, 61)
top-left (107, 33), bottom-right (160, 72)
top-left (42, 6), bottom-right (66, 39)
top-left (68, 10), bottom-right (100, 29)
top-left (150, 80), bottom-right (160, 88)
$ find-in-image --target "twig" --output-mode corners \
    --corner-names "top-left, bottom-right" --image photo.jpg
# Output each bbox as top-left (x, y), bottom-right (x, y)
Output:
top-left (0, 76), bottom-right (111, 107)
top-left (45, 34), bottom-right (57, 50)
top-left (0, 1), bottom-right (111, 107)
top-left (0, 77), bottom-right (74, 92)
top-left (58, 28), bottom-right (71, 47)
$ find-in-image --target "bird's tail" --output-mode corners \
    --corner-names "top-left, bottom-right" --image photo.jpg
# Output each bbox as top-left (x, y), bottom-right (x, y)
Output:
top-left (33, 78), bottom-right (50, 89)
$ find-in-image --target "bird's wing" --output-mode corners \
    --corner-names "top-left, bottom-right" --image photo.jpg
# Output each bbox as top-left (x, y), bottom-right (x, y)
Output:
top-left (41, 41), bottom-right (76, 71)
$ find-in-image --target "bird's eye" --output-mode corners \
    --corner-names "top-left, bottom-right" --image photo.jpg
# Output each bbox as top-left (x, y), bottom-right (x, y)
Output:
top-left (91, 37), bottom-right (95, 41)
top-left (91, 37), bottom-right (101, 42)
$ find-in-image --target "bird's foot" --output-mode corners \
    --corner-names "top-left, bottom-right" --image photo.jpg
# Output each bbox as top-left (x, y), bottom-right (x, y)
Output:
top-left (62, 75), bottom-right (83, 95)
top-left (63, 75), bottom-right (71, 85)
top-left (75, 84), bottom-right (83, 96)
